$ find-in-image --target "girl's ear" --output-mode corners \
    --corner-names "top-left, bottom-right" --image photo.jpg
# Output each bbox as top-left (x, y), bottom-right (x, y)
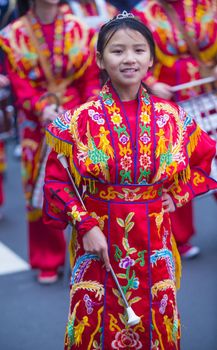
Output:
top-left (148, 57), bottom-right (154, 68)
top-left (96, 51), bottom-right (105, 70)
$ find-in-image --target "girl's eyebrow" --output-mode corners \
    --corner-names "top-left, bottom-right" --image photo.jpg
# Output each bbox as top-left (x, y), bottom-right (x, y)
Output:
top-left (109, 43), bottom-right (148, 48)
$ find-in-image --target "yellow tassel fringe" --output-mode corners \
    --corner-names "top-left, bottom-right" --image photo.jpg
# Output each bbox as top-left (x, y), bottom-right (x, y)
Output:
top-left (27, 208), bottom-right (42, 222)
top-left (187, 125), bottom-right (202, 158)
top-left (46, 131), bottom-right (82, 186)
top-left (69, 226), bottom-right (77, 268)
top-left (174, 125), bottom-right (202, 184)
top-left (171, 234), bottom-right (182, 290)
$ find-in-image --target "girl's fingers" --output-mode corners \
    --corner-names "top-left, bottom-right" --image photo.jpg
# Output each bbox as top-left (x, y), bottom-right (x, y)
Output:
top-left (101, 249), bottom-right (110, 272)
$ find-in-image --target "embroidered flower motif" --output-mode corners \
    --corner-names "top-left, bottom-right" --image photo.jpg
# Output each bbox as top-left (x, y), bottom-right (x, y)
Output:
top-left (120, 134), bottom-right (129, 144)
top-left (88, 109), bottom-right (105, 125)
top-left (90, 212), bottom-right (108, 231)
top-left (83, 294), bottom-right (102, 315)
top-left (139, 154), bottom-right (151, 169)
top-left (120, 155), bottom-right (132, 171)
top-left (159, 294), bottom-right (168, 314)
top-left (67, 205), bottom-right (86, 223)
top-left (104, 98), bottom-right (113, 106)
top-left (132, 277), bottom-right (140, 289)
top-left (111, 113), bottom-right (123, 125)
top-left (141, 112), bottom-right (150, 123)
top-left (111, 329), bottom-right (142, 349)
top-left (140, 133), bottom-right (150, 144)
top-left (119, 256), bottom-right (135, 269)
top-left (123, 190), bottom-right (140, 201)
top-left (156, 113), bottom-right (169, 128)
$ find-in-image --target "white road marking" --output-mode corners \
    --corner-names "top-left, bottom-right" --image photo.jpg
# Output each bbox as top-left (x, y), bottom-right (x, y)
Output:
top-left (0, 242), bottom-right (30, 275)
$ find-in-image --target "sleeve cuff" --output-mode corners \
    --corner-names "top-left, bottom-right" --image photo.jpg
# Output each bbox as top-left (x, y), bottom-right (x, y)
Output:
top-left (77, 217), bottom-right (99, 236)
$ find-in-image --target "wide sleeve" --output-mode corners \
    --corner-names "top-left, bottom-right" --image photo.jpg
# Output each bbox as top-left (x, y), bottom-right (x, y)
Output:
top-left (43, 150), bottom-right (99, 234)
top-left (166, 119), bottom-right (217, 207)
top-left (5, 59), bottom-right (48, 119)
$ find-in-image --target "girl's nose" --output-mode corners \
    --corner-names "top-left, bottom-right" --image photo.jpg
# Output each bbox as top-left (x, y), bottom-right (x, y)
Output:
top-left (123, 51), bottom-right (136, 63)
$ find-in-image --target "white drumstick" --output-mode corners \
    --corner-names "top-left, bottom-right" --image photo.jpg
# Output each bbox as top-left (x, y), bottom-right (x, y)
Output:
top-left (171, 76), bottom-right (216, 92)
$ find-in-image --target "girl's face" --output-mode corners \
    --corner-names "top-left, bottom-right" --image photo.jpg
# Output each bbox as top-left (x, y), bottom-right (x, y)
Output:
top-left (97, 28), bottom-right (153, 96)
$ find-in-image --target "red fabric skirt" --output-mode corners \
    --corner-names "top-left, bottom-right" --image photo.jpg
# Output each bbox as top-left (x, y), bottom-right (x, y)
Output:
top-left (27, 208), bottom-right (66, 271)
top-left (64, 183), bottom-right (180, 349)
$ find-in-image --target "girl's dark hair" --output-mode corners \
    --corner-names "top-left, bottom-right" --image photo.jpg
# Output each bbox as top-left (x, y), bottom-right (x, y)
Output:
top-left (97, 15), bottom-right (155, 91)
top-left (17, 0), bottom-right (68, 17)
top-left (97, 15), bottom-right (155, 60)
top-left (17, 0), bottom-right (29, 16)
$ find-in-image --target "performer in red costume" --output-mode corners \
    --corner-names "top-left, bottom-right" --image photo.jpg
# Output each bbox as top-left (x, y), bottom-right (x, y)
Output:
top-left (133, 0), bottom-right (217, 258)
top-left (0, 0), bottom-right (100, 283)
top-left (44, 13), bottom-right (217, 349)
top-left (0, 0), bottom-right (17, 219)
top-left (69, 0), bottom-right (118, 29)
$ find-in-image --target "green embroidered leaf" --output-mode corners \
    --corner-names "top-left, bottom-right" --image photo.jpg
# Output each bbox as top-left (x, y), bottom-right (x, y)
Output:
top-left (126, 222), bottom-right (134, 233)
top-left (122, 237), bottom-right (129, 251)
top-left (117, 273), bottom-right (127, 279)
top-left (128, 247), bottom-right (137, 254)
top-left (137, 250), bottom-right (146, 266)
top-left (125, 212), bottom-right (135, 225)
top-left (126, 291), bottom-right (132, 300)
top-left (113, 244), bottom-right (122, 261)
top-left (116, 218), bottom-right (125, 227)
top-left (112, 288), bottom-right (120, 298)
top-left (112, 288), bottom-right (125, 308)
top-left (127, 270), bottom-right (136, 289)
top-left (130, 296), bottom-right (142, 305)
top-left (119, 313), bottom-right (127, 326)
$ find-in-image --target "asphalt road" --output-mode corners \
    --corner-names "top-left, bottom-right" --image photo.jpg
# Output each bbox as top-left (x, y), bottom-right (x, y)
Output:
top-left (0, 141), bottom-right (216, 350)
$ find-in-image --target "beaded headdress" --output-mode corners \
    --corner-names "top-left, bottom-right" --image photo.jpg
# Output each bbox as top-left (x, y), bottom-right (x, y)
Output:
top-left (116, 11), bottom-right (135, 20)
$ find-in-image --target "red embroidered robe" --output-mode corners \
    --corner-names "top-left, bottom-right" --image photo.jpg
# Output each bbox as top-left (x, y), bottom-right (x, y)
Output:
top-left (44, 82), bottom-right (217, 349)
top-left (0, 3), bottom-right (100, 270)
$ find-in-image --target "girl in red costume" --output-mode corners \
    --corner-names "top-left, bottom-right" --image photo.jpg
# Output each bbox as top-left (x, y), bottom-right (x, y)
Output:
top-left (43, 13), bottom-right (217, 349)
top-left (133, 0), bottom-right (217, 258)
top-left (0, 0), bottom-right (100, 283)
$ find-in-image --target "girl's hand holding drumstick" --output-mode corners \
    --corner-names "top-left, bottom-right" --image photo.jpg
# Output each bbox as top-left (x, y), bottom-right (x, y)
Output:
top-left (82, 226), bottom-right (111, 272)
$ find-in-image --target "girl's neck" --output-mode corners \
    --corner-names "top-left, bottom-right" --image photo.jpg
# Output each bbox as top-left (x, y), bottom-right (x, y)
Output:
top-left (33, 1), bottom-right (59, 24)
top-left (113, 84), bottom-right (140, 102)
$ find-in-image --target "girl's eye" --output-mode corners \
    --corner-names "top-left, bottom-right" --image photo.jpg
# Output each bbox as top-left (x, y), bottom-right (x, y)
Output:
top-left (112, 50), bottom-right (122, 54)
top-left (136, 49), bottom-right (145, 53)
